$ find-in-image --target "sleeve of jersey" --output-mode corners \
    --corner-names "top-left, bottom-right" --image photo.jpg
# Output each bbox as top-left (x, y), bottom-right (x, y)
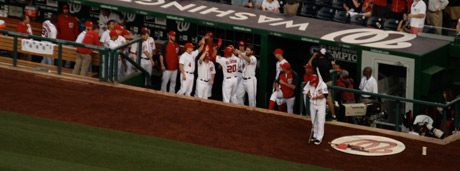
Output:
top-left (292, 71), bottom-right (299, 85)
top-left (192, 50), bottom-right (199, 58)
top-left (322, 84), bottom-right (329, 94)
top-left (250, 56), bottom-right (257, 65)
top-left (179, 54), bottom-right (185, 65)
top-left (160, 42), bottom-right (167, 56)
top-left (215, 56), bottom-right (222, 65)
top-left (210, 63), bottom-right (216, 74)
top-left (151, 39), bottom-right (156, 50)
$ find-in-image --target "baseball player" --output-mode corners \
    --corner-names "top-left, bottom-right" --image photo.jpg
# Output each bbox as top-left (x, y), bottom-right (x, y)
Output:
top-left (140, 30), bottom-right (155, 86)
top-left (233, 40), bottom-right (247, 105)
top-left (177, 43), bottom-right (204, 96)
top-left (99, 20), bottom-right (116, 47)
top-left (108, 30), bottom-right (120, 50)
top-left (196, 46), bottom-right (216, 99)
top-left (160, 31), bottom-right (180, 93)
top-left (216, 46), bottom-right (240, 103)
top-left (268, 48), bottom-right (288, 111)
top-left (41, 14), bottom-right (58, 65)
top-left (276, 62), bottom-right (299, 114)
top-left (76, 21), bottom-right (93, 43)
top-left (113, 25), bottom-right (127, 79)
top-left (122, 29), bottom-right (134, 75)
top-left (234, 45), bottom-right (257, 107)
top-left (198, 32), bottom-right (219, 98)
top-left (303, 64), bottom-right (314, 113)
top-left (303, 74), bottom-right (328, 145)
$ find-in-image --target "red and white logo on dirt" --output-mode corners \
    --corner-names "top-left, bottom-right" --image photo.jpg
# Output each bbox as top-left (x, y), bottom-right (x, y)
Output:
top-left (330, 135), bottom-right (405, 156)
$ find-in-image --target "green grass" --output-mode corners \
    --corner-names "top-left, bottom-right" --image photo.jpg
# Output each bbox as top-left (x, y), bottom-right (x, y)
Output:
top-left (0, 111), bottom-right (331, 171)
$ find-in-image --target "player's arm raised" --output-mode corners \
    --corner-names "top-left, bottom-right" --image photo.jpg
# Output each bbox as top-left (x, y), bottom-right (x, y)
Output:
top-left (235, 49), bottom-right (251, 63)
top-left (199, 47), bottom-right (209, 63)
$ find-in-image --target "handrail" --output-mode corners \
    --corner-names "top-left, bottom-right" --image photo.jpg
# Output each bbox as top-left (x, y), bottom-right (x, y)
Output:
top-left (119, 52), bottom-right (151, 86)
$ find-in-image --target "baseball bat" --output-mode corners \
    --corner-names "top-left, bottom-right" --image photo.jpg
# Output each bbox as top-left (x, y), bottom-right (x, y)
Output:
top-left (328, 142), bottom-right (370, 153)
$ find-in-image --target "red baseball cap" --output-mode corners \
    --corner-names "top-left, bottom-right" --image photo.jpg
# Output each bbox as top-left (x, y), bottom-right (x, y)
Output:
top-left (310, 74), bottom-right (319, 86)
top-left (184, 43), bottom-right (195, 49)
top-left (304, 65), bottom-right (313, 69)
top-left (273, 48), bottom-right (283, 55)
top-left (168, 31), bottom-right (176, 36)
top-left (280, 62), bottom-right (291, 69)
top-left (84, 21), bottom-right (93, 27)
top-left (238, 40), bottom-right (246, 47)
top-left (110, 30), bottom-right (119, 37)
top-left (141, 27), bottom-right (149, 32)
top-left (224, 46), bottom-right (233, 56)
top-left (62, 4), bottom-right (69, 9)
top-left (206, 31), bottom-right (213, 38)
top-left (122, 29), bottom-right (131, 36)
top-left (114, 25), bottom-right (124, 31)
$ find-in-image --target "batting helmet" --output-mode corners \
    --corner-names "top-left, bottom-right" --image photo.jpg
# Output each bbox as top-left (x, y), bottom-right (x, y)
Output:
top-left (224, 46), bottom-right (233, 56)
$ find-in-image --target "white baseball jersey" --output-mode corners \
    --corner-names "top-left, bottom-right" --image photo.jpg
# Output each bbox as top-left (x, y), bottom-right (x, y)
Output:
top-left (108, 39), bottom-right (120, 49)
top-left (197, 60), bottom-right (216, 81)
top-left (41, 20), bottom-right (57, 39)
top-left (179, 50), bottom-right (199, 73)
top-left (141, 39), bottom-right (153, 59)
top-left (241, 55), bottom-right (257, 78)
top-left (116, 36), bottom-right (126, 46)
top-left (303, 81), bottom-right (328, 106)
top-left (216, 55), bottom-right (240, 78)
top-left (100, 29), bottom-right (110, 47)
top-left (76, 31), bottom-right (86, 43)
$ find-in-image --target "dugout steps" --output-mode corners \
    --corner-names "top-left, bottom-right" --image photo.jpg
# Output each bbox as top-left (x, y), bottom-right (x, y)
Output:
top-left (0, 64), bottom-right (458, 145)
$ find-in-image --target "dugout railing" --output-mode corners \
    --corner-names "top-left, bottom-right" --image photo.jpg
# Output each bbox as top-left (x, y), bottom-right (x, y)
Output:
top-left (299, 71), bottom-right (460, 135)
top-left (0, 29), bottom-right (150, 85)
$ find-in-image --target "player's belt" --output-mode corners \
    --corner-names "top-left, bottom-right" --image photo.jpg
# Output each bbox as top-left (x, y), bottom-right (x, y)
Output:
top-left (238, 71), bottom-right (242, 73)
top-left (141, 57), bottom-right (149, 60)
top-left (226, 76), bottom-right (237, 79)
top-left (243, 77), bottom-right (252, 80)
top-left (199, 79), bottom-right (209, 82)
top-left (185, 71), bottom-right (193, 74)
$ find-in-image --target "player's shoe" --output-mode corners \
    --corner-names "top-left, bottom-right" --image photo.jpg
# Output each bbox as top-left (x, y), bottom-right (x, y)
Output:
top-left (331, 115), bottom-right (337, 122)
top-left (314, 139), bottom-right (321, 145)
top-left (310, 138), bottom-right (316, 143)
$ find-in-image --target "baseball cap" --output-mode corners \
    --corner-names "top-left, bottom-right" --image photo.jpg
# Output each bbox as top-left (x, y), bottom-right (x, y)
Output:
top-left (206, 31), bottom-right (213, 38)
top-left (84, 21), bottom-right (93, 27)
top-left (184, 43), bottom-right (195, 49)
top-left (114, 25), bottom-right (124, 31)
top-left (238, 40), bottom-right (246, 47)
top-left (272, 48), bottom-right (283, 55)
top-left (224, 46), bottom-right (233, 56)
top-left (320, 48), bottom-right (327, 55)
top-left (122, 29), bottom-right (131, 36)
top-left (141, 27), bottom-right (149, 32)
top-left (110, 30), bottom-right (119, 37)
top-left (310, 74), bottom-right (319, 86)
top-left (168, 31), bottom-right (176, 36)
top-left (304, 65), bottom-right (313, 69)
top-left (62, 4), bottom-right (69, 9)
top-left (280, 62), bottom-right (291, 69)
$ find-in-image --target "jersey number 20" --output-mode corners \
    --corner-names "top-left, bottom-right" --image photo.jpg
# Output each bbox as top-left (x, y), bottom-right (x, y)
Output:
top-left (226, 65), bottom-right (236, 73)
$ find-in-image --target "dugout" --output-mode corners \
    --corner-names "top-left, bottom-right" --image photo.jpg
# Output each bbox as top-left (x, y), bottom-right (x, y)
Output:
top-left (3, 0), bottom-right (458, 116)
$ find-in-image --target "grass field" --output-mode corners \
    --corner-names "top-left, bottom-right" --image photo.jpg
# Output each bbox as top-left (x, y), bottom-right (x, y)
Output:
top-left (0, 111), bottom-right (331, 170)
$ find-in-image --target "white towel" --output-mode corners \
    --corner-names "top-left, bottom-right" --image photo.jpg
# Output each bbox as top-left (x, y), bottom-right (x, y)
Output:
top-left (22, 39), bottom-right (54, 55)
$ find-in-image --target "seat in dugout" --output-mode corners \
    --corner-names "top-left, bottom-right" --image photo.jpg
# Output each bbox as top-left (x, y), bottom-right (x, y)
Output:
top-left (316, 7), bottom-right (335, 21)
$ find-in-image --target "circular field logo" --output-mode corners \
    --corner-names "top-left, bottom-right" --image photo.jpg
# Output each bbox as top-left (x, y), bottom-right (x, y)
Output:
top-left (330, 135), bottom-right (405, 156)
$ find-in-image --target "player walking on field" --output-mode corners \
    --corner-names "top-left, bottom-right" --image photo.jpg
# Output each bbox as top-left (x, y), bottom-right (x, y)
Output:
top-left (235, 45), bottom-right (257, 107)
top-left (216, 46), bottom-right (240, 103)
top-left (233, 40), bottom-right (247, 105)
top-left (276, 62), bottom-right (298, 113)
top-left (268, 48), bottom-right (288, 111)
top-left (303, 74), bottom-right (328, 145)
top-left (196, 47), bottom-right (216, 99)
top-left (160, 31), bottom-right (180, 93)
top-left (177, 43), bottom-right (204, 96)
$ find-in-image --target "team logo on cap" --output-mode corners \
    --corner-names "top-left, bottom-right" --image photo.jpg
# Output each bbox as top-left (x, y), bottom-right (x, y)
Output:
top-left (321, 28), bottom-right (416, 49)
top-left (330, 135), bottom-right (406, 156)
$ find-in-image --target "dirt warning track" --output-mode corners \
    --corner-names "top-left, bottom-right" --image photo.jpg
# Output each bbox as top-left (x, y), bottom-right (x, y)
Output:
top-left (0, 66), bottom-right (459, 171)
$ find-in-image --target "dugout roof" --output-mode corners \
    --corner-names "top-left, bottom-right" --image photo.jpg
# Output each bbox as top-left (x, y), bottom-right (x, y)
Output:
top-left (75, 0), bottom-right (450, 56)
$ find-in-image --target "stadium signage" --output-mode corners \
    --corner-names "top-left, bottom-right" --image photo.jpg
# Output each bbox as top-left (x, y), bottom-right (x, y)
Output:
top-left (322, 28), bottom-right (417, 49)
top-left (114, 0), bottom-right (310, 31)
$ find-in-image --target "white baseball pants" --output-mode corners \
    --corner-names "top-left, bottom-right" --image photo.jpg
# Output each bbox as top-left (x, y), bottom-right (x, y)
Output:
top-left (243, 77), bottom-right (257, 107)
top-left (195, 79), bottom-right (210, 99)
top-left (161, 70), bottom-right (178, 93)
top-left (140, 59), bottom-right (152, 86)
top-left (222, 77), bottom-right (238, 103)
top-left (270, 90), bottom-right (286, 105)
top-left (177, 73), bottom-right (194, 96)
top-left (310, 103), bottom-right (326, 141)
top-left (233, 77), bottom-right (245, 105)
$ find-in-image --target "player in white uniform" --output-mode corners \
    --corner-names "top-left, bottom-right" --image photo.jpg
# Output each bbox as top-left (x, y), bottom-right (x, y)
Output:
top-left (233, 40), bottom-right (247, 105)
top-left (122, 29), bottom-right (133, 75)
top-left (140, 30), bottom-right (154, 86)
top-left (195, 46), bottom-right (216, 99)
top-left (41, 15), bottom-right (58, 65)
top-left (268, 48), bottom-right (288, 111)
top-left (177, 43), bottom-right (204, 96)
top-left (235, 45), bottom-right (257, 107)
top-left (99, 20), bottom-right (116, 47)
top-left (216, 46), bottom-right (240, 103)
top-left (113, 25), bottom-right (127, 79)
top-left (108, 30), bottom-right (120, 50)
top-left (303, 74), bottom-right (328, 145)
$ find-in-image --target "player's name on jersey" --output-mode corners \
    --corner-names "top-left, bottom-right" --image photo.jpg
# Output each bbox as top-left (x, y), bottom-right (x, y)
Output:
top-left (226, 59), bottom-right (238, 64)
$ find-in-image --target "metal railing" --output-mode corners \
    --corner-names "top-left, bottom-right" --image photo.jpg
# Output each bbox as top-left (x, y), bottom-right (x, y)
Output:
top-left (0, 29), bottom-right (148, 84)
top-left (300, 71), bottom-right (460, 135)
